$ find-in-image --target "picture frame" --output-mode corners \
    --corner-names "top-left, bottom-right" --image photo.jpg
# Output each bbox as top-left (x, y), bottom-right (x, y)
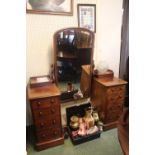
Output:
top-left (26, 0), bottom-right (73, 16)
top-left (77, 4), bottom-right (96, 33)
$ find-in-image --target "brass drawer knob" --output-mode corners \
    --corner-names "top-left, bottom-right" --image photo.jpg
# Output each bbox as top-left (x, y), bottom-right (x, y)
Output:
top-left (51, 109), bottom-right (55, 113)
top-left (53, 131), bottom-right (57, 136)
top-left (111, 88), bottom-right (115, 92)
top-left (40, 123), bottom-right (44, 127)
top-left (119, 87), bottom-right (123, 91)
top-left (39, 112), bottom-right (43, 116)
top-left (52, 120), bottom-right (56, 124)
top-left (117, 105), bottom-right (122, 108)
top-left (37, 102), bottom-right (41, 106)
top-left (41, 134), bottom-right (46, 138)
top-left (50, 99), bottom-right (54, 104)
top-left (118, 95), bottom-right (123, 99)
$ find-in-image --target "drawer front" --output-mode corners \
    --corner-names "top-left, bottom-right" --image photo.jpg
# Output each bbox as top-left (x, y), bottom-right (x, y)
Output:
top-left (107, 85), bottom-right (125, 108)
top-left (107, 93), bottom-right (124, 104)
top-left (36, 128), bottom-right (62, 142)
top-left (35, 117), bottom-right (61, 132)
top-left (106, 107), bottom-right (123, 123)
top-left (105, 85), bottom-right (125, 123)
top-left (107, 85), bottom-right (125, 97)
top-left (31, 97), bottom-right (59, 110)
top-left (33, 106), bottom-right (60, 120)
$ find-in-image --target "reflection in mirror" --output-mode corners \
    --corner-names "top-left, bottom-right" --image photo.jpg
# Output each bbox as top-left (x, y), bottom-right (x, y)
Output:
top-left (54, 28), bottom-right (94, 102)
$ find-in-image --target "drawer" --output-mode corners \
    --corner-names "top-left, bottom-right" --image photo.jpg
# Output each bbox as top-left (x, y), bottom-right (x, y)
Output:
top-left (35, 117), bottom-right (61, 132)
top-left (36, 128), bottom-right (62, 142)
top-left (33, 106), bottom-right (60, 119)
top-left (31, 97), bottom-right (59, 110)
top-left (107, 86), bottom-right (125, 96)
top-left (105, 114), bottom-right (119, 123)
top-left (107, 103), bottom-right (123, 112)
top-left (107, 96), bottom-right (123, 114)
top-left (107, 93), bottom-right (124, 103)
top-left (107, 97), bottom-right (124, 109)
top-left (107, 87), bottom-right (125, 106)
top-left (106, 107), bottom-right (123, 123)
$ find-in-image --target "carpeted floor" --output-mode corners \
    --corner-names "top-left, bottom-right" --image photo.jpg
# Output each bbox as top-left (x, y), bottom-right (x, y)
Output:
top-left (27, 128), bottom-right (123, 155)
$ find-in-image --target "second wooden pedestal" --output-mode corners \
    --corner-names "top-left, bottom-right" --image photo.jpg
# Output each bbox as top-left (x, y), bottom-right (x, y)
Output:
top-left (91, 77), bottom-right (127, 130)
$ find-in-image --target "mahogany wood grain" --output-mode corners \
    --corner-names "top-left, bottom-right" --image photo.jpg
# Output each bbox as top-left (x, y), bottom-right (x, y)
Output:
top-left (95, 77), bottom-right (127, 87)
top-left (27, 83), bottom-right (64, 150)
top-left (28, 83), bottom-right (60, 100)
top-left (91, 77), bottom-right (127, 130)
top-left (80, 65), bottom-right (91, 97)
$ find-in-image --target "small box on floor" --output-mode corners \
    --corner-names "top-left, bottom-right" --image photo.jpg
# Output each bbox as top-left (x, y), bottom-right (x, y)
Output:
top-left (66, 103), bottom-right (101, 145)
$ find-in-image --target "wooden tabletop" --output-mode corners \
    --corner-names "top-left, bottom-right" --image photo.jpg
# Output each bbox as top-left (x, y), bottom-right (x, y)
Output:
top-left (27, 83), bottom-right (61, 100)
top-left (94, 77), bottom-right (127, 87)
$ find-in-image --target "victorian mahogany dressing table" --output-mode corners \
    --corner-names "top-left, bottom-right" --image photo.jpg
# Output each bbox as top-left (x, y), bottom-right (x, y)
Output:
top-left (27, 27), bottom-right (127, 151)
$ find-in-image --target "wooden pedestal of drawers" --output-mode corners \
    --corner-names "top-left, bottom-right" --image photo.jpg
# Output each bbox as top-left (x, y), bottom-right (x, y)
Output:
top-left (27, 84), bottom-right (64, 150)
top-left (91, 77), bottom-right (127, 130)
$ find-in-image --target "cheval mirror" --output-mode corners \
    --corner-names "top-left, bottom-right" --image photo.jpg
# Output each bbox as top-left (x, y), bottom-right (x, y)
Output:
top-left (53, 27), bottom-right (94, 102)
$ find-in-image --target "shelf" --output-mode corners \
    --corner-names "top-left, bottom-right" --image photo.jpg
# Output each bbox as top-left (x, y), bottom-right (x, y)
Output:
top-left (57, 51), bottom-right (77, 59)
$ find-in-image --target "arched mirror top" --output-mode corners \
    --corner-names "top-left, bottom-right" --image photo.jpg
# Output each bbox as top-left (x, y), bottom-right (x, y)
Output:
top-left (54, 27), bottom-right (94, 50)
top-left (53, 27), bottom-right (94, 102)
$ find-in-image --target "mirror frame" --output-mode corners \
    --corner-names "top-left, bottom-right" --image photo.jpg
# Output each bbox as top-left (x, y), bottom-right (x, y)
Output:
top-left (53, 27), bottom-right (95, 101)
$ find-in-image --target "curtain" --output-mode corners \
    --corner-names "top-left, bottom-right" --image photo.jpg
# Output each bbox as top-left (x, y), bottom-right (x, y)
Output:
top-left (119, 0), bottom-right (129, 80)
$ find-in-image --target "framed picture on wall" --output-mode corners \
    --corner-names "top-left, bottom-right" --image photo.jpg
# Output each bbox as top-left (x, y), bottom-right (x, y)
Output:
top-left (26, 0), bottom-right (73, 16)
top-left (77, 4), bottom-right (96, 32)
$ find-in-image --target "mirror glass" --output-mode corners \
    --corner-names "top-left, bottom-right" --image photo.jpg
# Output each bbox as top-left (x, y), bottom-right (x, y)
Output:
top-left (54, 28), bottom-right (94, 102)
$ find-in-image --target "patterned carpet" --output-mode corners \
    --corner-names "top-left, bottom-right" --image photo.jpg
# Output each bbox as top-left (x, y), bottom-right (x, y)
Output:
top-left (27, 128), bottom-right (123, 155)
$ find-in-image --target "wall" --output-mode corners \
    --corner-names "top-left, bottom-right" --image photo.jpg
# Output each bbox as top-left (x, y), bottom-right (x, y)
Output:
top-left (96, 0), bottom-right (123, 76)
top-left (26, 0), bottom-right (98, 84)
top-left (26, 0), bottom-right (123, 125)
